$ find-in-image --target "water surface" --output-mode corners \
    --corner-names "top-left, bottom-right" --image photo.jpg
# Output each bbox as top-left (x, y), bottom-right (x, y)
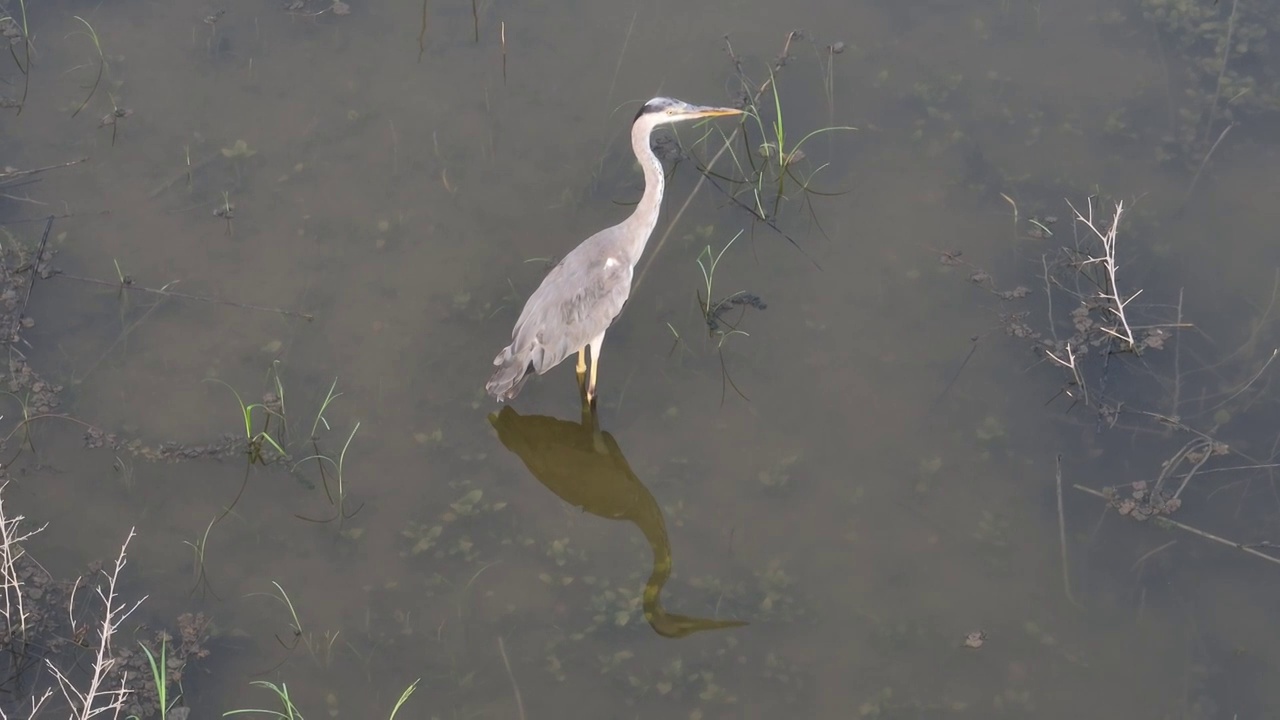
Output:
top-left (3, 0), bottom-right (1279, 717)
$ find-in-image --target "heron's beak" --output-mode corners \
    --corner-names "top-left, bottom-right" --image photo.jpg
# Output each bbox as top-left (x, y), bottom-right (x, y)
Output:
top-left (689, 106), bottom-right (744, 119)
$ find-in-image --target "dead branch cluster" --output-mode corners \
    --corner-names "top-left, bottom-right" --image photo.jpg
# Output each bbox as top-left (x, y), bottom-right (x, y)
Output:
top-left (1035, 200), bottom-right (1182, 404)
top-left (943, 197), bottom-right (1184, 418)
top-left (948, 195), bottom-right (1280, 570)
top-left (0, 484), bottom-right (210, 719)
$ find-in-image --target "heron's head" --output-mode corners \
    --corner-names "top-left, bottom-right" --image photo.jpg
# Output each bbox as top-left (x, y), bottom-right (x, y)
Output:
top-left (633, 97), bottom-right (743, 129)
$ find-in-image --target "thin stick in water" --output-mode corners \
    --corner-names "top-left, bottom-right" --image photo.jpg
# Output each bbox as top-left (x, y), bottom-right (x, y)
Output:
top-left (1130, 540), bottom-right (1177, 572)
top-left (500, 21), bottom-right (507, 85)
top-left (999, 192), bottom-right (1019, 238)
top-left (1199, 348), bottom-right (1278, 419)
top-left (934, 335), bottom-right (978, 406)
top-left (1180, 122), bottom-right (1236, 215)
top-left (1074, 483), bottom-right (1280, 566)
top-left (1055, 454), bottom-right (1080, 607)
top-left (0, 157), bottom-right (89, 183)
top-left (417, 0), bottom-right (428, 62)
top-left (604, 10), bottom-right (638, 115)
top-left (497, 636), bottom-right (526, 720)
top-left (1041, 253), bottom-right (1058, 345)
top-left (1172, 287), bottom-right (1183, 415)
top-left (53, 273), bottom-right (315, 320)
top-left (1203, 0), bottom-right (1239, 146)
top-left (389, 119), bottom-right (400, 177)
top-left (15, 215), bottom-right (53, 337)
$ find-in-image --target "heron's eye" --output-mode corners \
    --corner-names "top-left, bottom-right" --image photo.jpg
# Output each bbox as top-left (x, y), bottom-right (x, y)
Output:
top-left (665, 109), bottom-right (675, 115)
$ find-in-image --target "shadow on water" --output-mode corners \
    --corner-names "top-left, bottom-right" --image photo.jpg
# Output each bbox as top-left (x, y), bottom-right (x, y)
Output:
top-left (489, 400), bottom-right (747, 638)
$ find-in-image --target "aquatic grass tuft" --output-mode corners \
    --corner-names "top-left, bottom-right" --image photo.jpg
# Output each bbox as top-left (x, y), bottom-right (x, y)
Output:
top-left (205, 368), bottom-right (364, 527)
top-left (255, 581), bottom-right (340, 668)
top-left (223, 584), bottom-right (420, 719)
top-left (693, 230), bottom-right (757, 403)
top-left (291, 419), bottom-right (362, 524)
top-left (204, 378), bottom-right (287, 465)
top-left (183, 513), bottom-right (221, 597)
top-left (132, 637), bottom-right (183, 720)
top-left (290, 377), bottom-right (364, 523)
top-left (638, 31), bottom-right (853, 291)
top-left (197, 368), bottom-right (367, 585)
top-left (222, 681), bottom-right (303, 720)
top-left (4, 0), bottom-right (31, 114)
top-left (69, 16), bottom-right (106, 118)
top-left (268, 581), bottom-right (307, 651)
top-left (734, 67), bottom-right (856, 224)
top-left (0, 390), bottom-right (38, 455)
top-left (223, 677), bottom-right (420, 719)
top-left (387, 679), bottom-right (421, 720)
top-left (307, 378), bottom-right (343, 443)
top-left (695, 229), bottom-right (744, 328)
top-left (267, 360), bottom-right (290, 446)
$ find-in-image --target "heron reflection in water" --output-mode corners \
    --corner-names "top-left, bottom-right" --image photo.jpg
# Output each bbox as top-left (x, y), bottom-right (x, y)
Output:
top-left (489, 400), bottom-right (746, 638)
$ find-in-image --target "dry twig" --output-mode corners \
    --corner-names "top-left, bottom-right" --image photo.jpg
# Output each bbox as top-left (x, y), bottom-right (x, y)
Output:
top-left (1055, 455), bottom-right (1080, 607)
top-left (0, 482), bottom-right (46, 651)
top-left (50, 528), bottom-right (143, 719)
top-left (1067, 199), bottom-right (1139, 352)
top-left (1075, 484), bottom-right (1280, 567)
top-left (497, 636), bottom-right (526, 720)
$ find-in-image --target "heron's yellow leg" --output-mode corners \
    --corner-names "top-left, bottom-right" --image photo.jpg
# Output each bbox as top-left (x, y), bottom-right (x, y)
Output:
top-left (574, 348), bottom-right (589, 399)
top-left (586, 348), bottom-right (600, 404)
top-left (583, 333), bottom-right (606, 405)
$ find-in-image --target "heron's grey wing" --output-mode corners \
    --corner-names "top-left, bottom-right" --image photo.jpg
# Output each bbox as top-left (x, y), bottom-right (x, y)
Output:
top-left (511, 251), bottom-right (633, 375)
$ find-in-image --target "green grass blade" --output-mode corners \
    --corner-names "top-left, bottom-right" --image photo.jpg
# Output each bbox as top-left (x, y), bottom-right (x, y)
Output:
top-left (387, 679), bottom-right (420, 720)
top-left (70, 16), bottom-right (105, 118)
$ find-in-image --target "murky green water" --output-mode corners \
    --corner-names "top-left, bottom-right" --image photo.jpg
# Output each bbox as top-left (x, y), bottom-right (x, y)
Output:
top-left (3, 0), bottom-right (1279, 717)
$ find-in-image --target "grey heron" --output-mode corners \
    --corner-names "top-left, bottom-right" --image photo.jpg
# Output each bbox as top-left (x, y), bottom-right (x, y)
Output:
top-left (486, 97), bottom-right (743, 404)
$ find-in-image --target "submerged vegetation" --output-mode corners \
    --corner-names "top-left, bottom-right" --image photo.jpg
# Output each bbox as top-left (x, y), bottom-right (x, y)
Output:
top-left (1137, 0), bottom-right (1280, 166)
top-left (944, 191), bottom-right (1280, 597)
top-left (0, 494), bottom-right (212, 720)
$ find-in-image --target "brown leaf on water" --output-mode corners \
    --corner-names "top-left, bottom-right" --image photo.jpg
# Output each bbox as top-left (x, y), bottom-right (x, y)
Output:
top-left (332, 1), bottom-right (351, 15)
top-left (1141, 328), bottom-right (1168, 350)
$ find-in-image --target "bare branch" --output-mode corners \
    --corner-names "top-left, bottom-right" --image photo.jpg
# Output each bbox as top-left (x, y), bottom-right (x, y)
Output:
top-left (1066, 199), bottom-right (1139, 351)
top-left (51, 527), bottom-right (145, 720)
top-left (0, 481), bottom-right (47, 645)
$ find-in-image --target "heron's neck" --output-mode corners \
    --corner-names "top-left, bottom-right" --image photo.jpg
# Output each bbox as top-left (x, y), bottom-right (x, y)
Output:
top-left (618, 119), bottom-right (664, 265)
